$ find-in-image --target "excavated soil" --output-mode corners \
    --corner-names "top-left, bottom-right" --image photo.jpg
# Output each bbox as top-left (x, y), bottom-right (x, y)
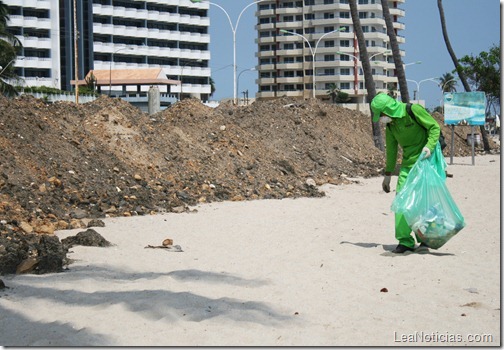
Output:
top-left (0, 95), bottom-right (498, 275)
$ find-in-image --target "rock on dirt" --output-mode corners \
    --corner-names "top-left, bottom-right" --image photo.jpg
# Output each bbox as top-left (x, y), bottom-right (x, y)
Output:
top-left (0, 95), bottom-right (498, 274)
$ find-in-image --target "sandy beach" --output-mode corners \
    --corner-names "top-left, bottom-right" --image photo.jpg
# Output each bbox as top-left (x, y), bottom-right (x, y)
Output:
top-left (0, 154), bottom-right (500, 347)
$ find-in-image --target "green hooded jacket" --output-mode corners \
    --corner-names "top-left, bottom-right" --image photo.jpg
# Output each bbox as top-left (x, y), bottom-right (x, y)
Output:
top-left (371, 93), bottom-right (441, 173)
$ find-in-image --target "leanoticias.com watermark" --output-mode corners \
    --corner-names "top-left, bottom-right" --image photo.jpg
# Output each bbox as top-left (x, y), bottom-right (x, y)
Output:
top-left (393, 331), bottom-right (495, 344)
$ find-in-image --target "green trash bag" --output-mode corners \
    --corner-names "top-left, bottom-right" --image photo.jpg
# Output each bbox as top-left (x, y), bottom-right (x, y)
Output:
top-left (391, 142), bottom-right (465, 249)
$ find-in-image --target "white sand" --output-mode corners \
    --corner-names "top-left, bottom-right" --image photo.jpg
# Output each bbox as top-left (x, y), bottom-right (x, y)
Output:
top-left (0, 155), bottom-right (500, 347)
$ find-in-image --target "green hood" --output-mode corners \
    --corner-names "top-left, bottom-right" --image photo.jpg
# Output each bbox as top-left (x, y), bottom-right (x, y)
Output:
top-left (371, 93), bottom-right (406, 122)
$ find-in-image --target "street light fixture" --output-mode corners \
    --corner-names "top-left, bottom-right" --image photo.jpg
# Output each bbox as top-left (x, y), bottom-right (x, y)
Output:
top-left (280, 27), bottom-right (346, 98)
top-left (109, 47), bottom-right (134, 96)
top-left (404, 61), bottom-right (422, 67)
top-left (336, 50), bottom-right (391, 105)
top-left (406, 77), bottom-right (439, 101)
top-left (191, 0), bottom-right (269, 105)
top-left (0, 57), bottom-right (25, 77)
top-left (237, 67), bottom-right (256, 105)
top-left (180, 59), bottom-right (203, 100)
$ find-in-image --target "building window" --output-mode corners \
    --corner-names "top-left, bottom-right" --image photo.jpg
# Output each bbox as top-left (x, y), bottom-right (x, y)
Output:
top-left (283, 15), bottom-right (294, 22)
top-left (341, 82), bottom-right (351, 89)
top-left (284, 57), bottom-right (295, 63)
top-left (305, 13), bottom-right (315, 20)
top-left (284, 71), bottom-right (295, 77)
top-left (324, 12), bottom-right (334, 19)
top-left (339, 12), bottom-right (350, 18)
top-left (324, 26), bottom-right (334, 33)
top-left (359, 12), bottom-right (368, 19)
top-left (304, 27), bottom-right (315, 34)
top-left (305, 0), bottom-right (315, 5)
top-left (340, 40), bottom-right (350, 47)
top-left (324, 0), bottom-right (334, 4)
top-left (340, 68), bottom-right (351, 75)
top-left (324, 40), bottom-right (334, 47)
top-left (283, 43), bottom-right (294, 50)
top-left (324, 55), bottom-right (335, 61)
top-left (324, 68), bottom-right (335, 75)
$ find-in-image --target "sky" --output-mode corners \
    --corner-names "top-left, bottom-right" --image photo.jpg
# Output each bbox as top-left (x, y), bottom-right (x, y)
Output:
top-left (207, 0), bottom-right (501, 110)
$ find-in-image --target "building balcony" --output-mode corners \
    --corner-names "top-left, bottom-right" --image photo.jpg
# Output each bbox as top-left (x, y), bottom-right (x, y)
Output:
top-left (276, 62), bottom-right (304, 70)
top-left (257, 77), bottom-right (276, 85)
top-left (275, 7), bottom-right (302, 15)
top-left (93, 4), bottom-right (113, 16)
top-left (256, 22), bottom-right (276, 30)
top-left (389, 8), bottom-right (406, 17)
top-left (20, 36), bottom-right (52, 49)
top-left (276, 77), bottom-right (303, 84)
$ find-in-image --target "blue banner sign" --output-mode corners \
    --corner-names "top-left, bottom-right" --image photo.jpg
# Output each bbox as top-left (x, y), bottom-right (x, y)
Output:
top-left (443, 92), bottom-right (486, 125)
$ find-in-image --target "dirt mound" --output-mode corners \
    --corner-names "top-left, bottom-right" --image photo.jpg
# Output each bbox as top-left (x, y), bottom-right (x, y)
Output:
top-left (0, 94), bottom-right (498, 274)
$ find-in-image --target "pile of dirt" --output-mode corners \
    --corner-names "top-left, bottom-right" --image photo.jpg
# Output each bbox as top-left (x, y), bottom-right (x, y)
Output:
top-left (0, 94), bottom-right (498, 274)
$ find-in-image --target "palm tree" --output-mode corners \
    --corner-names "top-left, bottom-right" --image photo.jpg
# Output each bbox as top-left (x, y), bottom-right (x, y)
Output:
top-left (0, 1), bottom-right (21, 47)
top-left (209, 77), bottom-right (215, 97)
top-left (380, 0), bottom-right (409, 103)
top-left (0, 1), bottom-right (22, 97)
top-left (437, 0), bottom-right (490, 151)
top-left (326, 83), bottom-right (338, 103)
top-left (349, 0), bottom-right (383, 151)
top-left (439, 73), bottom-right (457, 93)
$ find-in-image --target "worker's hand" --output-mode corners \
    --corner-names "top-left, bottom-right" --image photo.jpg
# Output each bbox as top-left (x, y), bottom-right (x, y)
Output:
top-left (382, 175), bottom-right (391, 193)
top-left (422, 146), bottom-right (431, 159)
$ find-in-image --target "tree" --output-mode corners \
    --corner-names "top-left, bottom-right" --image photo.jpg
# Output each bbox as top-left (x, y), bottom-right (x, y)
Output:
top-left (209, 77), bottom-right (215, 97)
top-left (0, 1), bottom-right (21, 47)
top-left (326, 83), bottom-right (350, 104)
top-left (0, 1), bottom-right (22, 97)
top-left (349, 0), bottom-right (383, 151)
top-left (381, 0), bottom-right (409, 103)
top-left (326, 83), bottom-right (338, 103)
top-left (439, 72), bottom-right (457, 93)
top-left (458, 44), bottom-right (501, 115)
top-left (437, 0), bottom-right (490, 151)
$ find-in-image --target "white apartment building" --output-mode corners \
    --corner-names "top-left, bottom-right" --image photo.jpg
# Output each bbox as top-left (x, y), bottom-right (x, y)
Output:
top-left (255, 0), bottom-right (404, 103)
top-left (4, 0), bottom-right (212, 101)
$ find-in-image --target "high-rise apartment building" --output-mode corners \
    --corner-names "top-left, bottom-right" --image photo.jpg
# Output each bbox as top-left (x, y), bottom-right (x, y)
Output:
top-left (4, 0), bottom-right (212, 100)
top-left (255, 0), bottom-right (404, 103)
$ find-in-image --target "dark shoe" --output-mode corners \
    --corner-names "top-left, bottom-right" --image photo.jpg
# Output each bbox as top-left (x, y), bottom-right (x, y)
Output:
top-left (416, 242), bottom-right (430, 253)
top-left (392, 244), bottom-right (414, 254)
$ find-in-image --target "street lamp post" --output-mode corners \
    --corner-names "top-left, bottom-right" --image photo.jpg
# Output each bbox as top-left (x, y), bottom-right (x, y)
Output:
top-left (406, 77), bottom-right (438, 101)
top-left (337, 50), bottom-right (391, 105)
top-left (191, 0), bottom-right (268, 105)
top-left (109, 47), bottom-right (134, 97)
top-left (0, 57), bottom-right (24, 77)
top-left (280, 27), bottom-right (346, 98)
top-left (237, 67), bottom-right (255, 105)
top-left (404, 61), bottom-right (422, 68)
top-left (179, 59), bottom-right (203, 101)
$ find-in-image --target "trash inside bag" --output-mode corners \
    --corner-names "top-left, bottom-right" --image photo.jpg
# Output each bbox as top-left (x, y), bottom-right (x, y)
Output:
top-left (391, 143), bottom-right (465, 249)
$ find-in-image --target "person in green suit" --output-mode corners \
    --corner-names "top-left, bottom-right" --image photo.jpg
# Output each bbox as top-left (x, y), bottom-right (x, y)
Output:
top-left (371, 93), bottom-right (441, 254)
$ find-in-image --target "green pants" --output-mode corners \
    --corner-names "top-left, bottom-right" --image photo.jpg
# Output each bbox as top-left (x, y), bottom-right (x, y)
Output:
top-left (395, 166), bottom-right (418, 248)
